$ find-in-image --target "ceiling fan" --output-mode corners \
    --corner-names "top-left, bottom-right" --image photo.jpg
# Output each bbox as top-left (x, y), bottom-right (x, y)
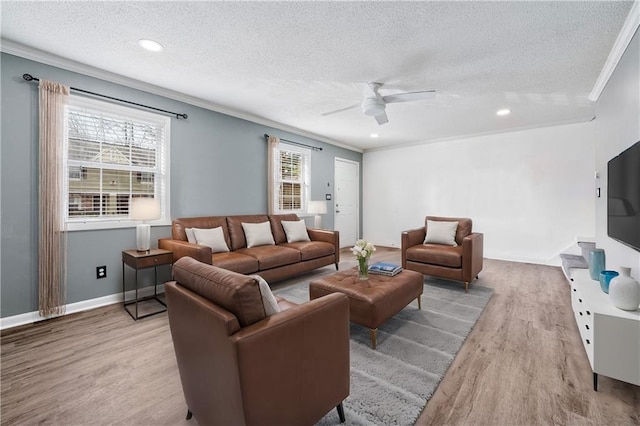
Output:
top-left (321, 82), bottom-right (436, 125)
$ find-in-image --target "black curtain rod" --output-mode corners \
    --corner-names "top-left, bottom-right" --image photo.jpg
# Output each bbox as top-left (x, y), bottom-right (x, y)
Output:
top-left (22, 74), bottom-right (188, 119)
top-left (264, 133), bottom-right (322, 151)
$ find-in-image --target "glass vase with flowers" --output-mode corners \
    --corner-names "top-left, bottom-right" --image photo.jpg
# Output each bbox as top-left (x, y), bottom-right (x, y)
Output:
top-left (351, 239), bottom-right (376, 280)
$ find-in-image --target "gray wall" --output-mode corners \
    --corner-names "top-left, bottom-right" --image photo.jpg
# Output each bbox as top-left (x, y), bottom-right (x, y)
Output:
top-left (0, 53), bottom-right (362, 318)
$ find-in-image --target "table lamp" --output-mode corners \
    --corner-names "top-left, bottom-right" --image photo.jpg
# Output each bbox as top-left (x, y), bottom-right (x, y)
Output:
top-left (307, 200), bottom-right (328, 229)
top-left (130, 198), bottom-right (161, 252)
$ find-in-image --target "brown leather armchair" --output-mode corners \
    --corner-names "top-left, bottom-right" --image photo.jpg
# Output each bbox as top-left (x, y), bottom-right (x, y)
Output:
top-left (166, 257), bottom-right (350, 425)
top-left (401, 216), bottom-right (483, 292)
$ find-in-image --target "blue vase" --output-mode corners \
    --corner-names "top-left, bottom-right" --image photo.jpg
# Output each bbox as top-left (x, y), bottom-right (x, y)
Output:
top-left (599, 270), bottom-right (618, 293)
top-left (589, 249), bottom-right (605, 281)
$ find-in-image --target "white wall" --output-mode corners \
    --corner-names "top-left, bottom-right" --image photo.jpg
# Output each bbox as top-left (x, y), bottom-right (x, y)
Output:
top-left (594, 28), bottom-right (640, 276)
top-left (363, 122), bottom-right (596, 264)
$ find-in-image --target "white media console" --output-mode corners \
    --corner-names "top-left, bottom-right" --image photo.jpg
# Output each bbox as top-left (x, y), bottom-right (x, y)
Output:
top-left (569, 268), bottom-right (640, 390)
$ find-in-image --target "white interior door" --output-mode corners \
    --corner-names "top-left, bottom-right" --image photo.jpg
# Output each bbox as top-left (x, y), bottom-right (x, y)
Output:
top-left (334, 158), bottom-right (359, 248)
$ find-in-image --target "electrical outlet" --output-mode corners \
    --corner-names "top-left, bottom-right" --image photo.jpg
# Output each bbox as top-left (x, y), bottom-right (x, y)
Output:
top-left (96, 265), bottom-right (107, 279)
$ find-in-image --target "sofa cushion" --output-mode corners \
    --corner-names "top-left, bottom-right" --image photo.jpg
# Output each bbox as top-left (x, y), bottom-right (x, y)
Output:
top-left (212, 252), bottom-right (259, 274)
top-left (227, 215), bottom-right (269, 250)
top-left (242, 221), bottom-right (276, 248)
top-left (251, 275), bottom-right (281, 316)
top-left (426, 216), bottom-right (472, 246)
top-left (280, 241), bottom-right (335, 261)
top-left (193, 226), bottom-right (230, 253)
top-left (236, 246), bottom-right (301, 270)
top-left (269, 214), bottom-right (300, 244)
top-left (172, 216), bottom-right (230, 245)
top-left (406, 244), bottom-right (463, 268)
top-left (172, 257), bottom-right (265, 327)
top-left (424, 220), bottom-right (458, 246)
top-left (281, 219), bottom-right (311, 243)
top-left (185, 228), bottom-right (196, 243)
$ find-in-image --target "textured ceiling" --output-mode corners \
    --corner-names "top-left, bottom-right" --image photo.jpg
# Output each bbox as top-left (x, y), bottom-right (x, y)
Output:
top-left (0, 1), bottom-right (634, 150)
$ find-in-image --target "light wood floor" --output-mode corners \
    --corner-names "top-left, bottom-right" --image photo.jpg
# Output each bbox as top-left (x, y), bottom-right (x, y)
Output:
top-left (2, 248), bottom-right (638, 425)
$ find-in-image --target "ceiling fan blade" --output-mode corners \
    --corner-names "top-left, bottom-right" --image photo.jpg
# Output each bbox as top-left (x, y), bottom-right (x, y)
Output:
top-left (375, 111), bottom-right (389, 125)
top-left (382, 90), bottom-right (436, 104)
top-left (321, 103), bottom-right (360, 116)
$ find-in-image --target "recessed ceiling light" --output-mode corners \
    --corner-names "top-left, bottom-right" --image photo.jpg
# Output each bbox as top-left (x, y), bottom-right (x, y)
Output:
top-left (496, 109), bottom-right (511, 116)
top-left (138, 39), bottom-right (163, 52)
top-left (370, 133), bottom-right (379, 138)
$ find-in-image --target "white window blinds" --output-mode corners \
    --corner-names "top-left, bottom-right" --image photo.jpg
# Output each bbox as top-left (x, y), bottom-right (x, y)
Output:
top-left (64, 96), bottom-right (170, 229)
top-left (271, 143), bottom-right (311, 214)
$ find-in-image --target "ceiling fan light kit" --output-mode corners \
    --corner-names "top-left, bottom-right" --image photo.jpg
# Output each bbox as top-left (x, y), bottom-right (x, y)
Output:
top-left (361, 98), bottom-right (385, 116)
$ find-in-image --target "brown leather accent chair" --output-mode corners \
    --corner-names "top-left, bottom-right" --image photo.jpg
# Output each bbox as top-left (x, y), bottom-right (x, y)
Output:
top-left (166, 257), bottom-right (350, 425)
top-left (401, 216), bottom-right (483, 292)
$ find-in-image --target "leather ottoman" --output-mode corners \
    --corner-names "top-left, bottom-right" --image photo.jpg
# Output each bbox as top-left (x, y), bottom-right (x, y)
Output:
top-left (309, 268), bottom-right (423, 349)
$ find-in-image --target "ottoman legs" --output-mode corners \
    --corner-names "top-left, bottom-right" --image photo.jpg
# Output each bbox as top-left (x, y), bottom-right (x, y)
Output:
top-left (369, 297), bottom-right (421, 349)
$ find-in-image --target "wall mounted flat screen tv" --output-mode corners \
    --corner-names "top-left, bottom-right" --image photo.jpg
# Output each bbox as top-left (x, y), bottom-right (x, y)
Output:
top-left (607, 141), bottom-right (640, 252)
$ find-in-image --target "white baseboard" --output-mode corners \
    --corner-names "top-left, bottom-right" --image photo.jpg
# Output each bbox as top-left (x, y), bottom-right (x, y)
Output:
top-left (486, 255), bottom-right (553, 267)
top-left (0, 284), bottom-right (166, 330)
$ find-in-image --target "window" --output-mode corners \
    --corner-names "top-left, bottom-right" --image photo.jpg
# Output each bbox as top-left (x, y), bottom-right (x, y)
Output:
top-left (64, 96), bottom-right (170, 230)
top-left (68, 166), bottom-right (87, 181)
top-left (136, 171), bottom-right (154, 185)
top-left (271, 143), bottom-right (310, 214)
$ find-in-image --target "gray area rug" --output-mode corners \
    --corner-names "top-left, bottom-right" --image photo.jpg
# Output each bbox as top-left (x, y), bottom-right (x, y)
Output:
top-left (274, 276), bottom-right (494, 426)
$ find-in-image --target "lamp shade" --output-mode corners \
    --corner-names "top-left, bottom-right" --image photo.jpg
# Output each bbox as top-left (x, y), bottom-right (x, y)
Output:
top-left (307, 200), bottom-right (328, 215)
top-left (130, 198), bottom-right (161, 221)
top-left (130, 198), bottom-right (160, 251)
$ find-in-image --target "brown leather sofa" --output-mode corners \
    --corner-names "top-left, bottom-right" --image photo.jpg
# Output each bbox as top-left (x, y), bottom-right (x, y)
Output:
top-left (401, 216), bottom-right (483, 292)
top-left (159, 214), bottom-right (339, 283)
top-left (166, 257), bottom-right (350, 425)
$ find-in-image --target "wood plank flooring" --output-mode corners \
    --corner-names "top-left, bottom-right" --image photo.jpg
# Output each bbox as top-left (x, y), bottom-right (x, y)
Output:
top-left (416, 258), bottom-right (640, 426)
top-left (2, 248), bottom-right (639, 425)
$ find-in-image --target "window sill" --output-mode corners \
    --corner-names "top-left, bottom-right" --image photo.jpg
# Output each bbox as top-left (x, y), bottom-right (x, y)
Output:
top-left (66, 219), bottom-right (171, 232)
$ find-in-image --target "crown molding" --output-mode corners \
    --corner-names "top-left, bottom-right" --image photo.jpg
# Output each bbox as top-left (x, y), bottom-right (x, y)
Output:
top-left (364, 114), bottom-right (596, 153)
top-left (0, 39), bottom-right (362, 153)
top-left (589, 1), bottom-right (640, 102)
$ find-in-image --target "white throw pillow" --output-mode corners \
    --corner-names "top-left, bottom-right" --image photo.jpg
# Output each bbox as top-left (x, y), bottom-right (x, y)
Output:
top-left (242, 221), bottom-right (275, 248)
top-left (251, 275), bottom-right (281, 316)
top-left (185, 228), bottom-right (196, 244)
top-left (192, 227), bottom-right (230, 253)
top-left (281, 219), bottom-right (311, 243)
top-left (424, 220), bottom-right (458, 246)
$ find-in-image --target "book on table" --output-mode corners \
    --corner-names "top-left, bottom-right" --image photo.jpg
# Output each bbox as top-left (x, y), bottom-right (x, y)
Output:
top-left (368, 262), bottom-right (403, 276)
